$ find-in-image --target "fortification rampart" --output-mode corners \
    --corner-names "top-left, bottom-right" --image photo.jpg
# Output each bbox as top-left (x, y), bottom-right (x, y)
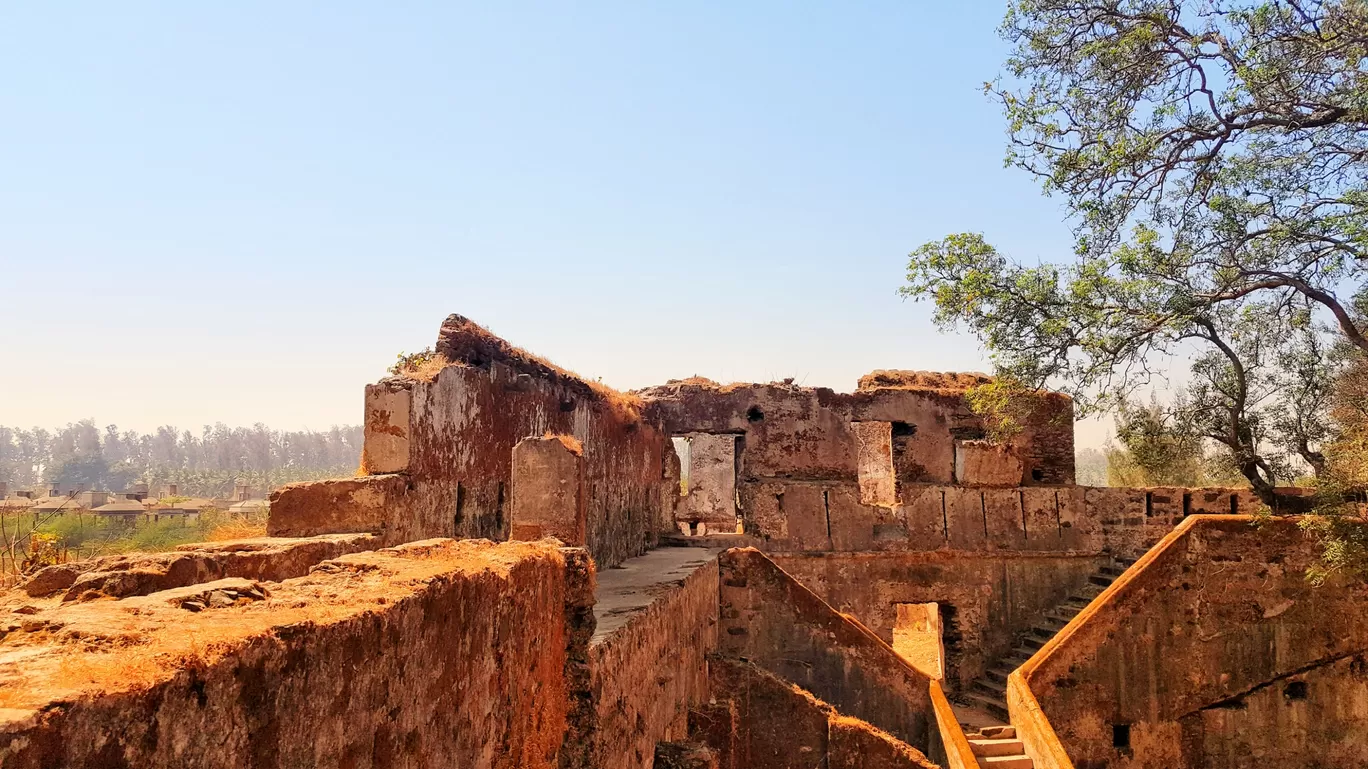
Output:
top-left (1016, 516), bottom-right (1368, 769)
top-left (1, 539), bottom-right (589, 769)
top-left (4, 312), bottom-right (1355, 769)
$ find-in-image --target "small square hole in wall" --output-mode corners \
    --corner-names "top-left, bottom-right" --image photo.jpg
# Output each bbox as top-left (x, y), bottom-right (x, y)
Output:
top-left (1112, 723), bottom-right (1131, 749)
top-left (1285, 681), bottom-right (1309, 701)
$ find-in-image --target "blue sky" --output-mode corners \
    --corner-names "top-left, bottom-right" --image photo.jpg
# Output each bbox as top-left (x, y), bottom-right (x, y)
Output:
top-left (0, 3), bottom-right (1108, 444)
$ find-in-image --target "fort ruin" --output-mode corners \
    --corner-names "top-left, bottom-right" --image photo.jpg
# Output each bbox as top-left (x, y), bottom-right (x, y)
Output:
top-left (2, 314), bottom-right (1365, 769)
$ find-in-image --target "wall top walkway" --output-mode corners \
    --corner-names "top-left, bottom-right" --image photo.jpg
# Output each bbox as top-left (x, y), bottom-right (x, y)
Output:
top-left (591, 545), bottom-right (721, 644)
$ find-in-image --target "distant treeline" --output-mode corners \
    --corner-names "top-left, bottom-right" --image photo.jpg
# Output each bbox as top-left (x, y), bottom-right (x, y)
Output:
top-left (0, 420), bottom-right (362, 498)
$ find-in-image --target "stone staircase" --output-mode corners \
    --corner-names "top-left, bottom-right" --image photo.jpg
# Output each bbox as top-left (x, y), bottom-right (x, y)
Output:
top-left (959, 557), bottom-right (1135, 721)
top-left (964, 724), bottom-right (1032, 768)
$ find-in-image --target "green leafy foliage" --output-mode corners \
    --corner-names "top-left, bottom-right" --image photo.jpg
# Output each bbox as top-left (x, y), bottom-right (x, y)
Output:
top-left (904, 1), bottom-right (1368, 511)
top-left (388, 347), bottom-right (438, 377)
top-left (992, 0), bottom-right (1368, 356)
top-left (963, 377), bottom-right (1063, 443)
top-left (1104, 396), bottom-right (1249, 486)
top-left (904, 230), bottom-right (1337, 503)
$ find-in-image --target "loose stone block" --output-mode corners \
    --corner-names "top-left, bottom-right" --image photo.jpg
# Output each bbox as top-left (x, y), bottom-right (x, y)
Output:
top-left (362, 381), bottom-right (413, 474)
top-left (510, 435), bottom-right (588, 546)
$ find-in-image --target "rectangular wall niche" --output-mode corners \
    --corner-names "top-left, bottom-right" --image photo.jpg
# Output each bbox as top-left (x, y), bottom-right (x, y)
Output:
top-left (677, 433), bottom-right (738, 532)
top-left (851, 421), bottom-right (897, 507)
top-left (671, 436), bottom-right (692, 496)
top-left (892, 602), bottom-right (945, 681)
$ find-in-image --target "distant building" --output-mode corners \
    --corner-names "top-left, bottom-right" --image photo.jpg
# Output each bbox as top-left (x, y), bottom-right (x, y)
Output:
top-left (227, 497), bottom-right (269, 516)
top-left (0, 482), bottom-right (35, 512)
top-left (91, 498), bottom-right (147, 523)
top-left (29, 494), bottom-right (86, 515)
top-left (143, 495), bottom-right (217, 523)
top-left (0, 494), bottom-right (34, 513)
top-left (0, 480), bottom-right (247, 523)
top-left (227, 482), bottom-right (269, 515)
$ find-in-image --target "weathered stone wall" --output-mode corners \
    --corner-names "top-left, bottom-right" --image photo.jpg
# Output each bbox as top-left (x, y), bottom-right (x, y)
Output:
top-left (1022, 516), bottom-right (1368, 769)
top-left (19, 534), bottom-right (378, 600)
top-left (743, 484), bottom-right (1099, 553)
top-left (771, 551), bottom-right (1105, 693)
top-left (267, 474), bottom-right (409, 539)
top-left (717, 547), bottom-right (935, 750)
top-left (586, 552), bottom-right (720, 769)
top-left (954, 440), bottom-right (1024, 486)
top-left (691, 657), bottom-right (938, 769)
top-left (0, 539), bottom-right (591, 769)
top-left (1083, 485), bottom-right (1263, 559)
top-left (1193, 652), bottom-right (1368, 768)
top-left (720, 479), bottom-right (1264, 562)
top-left (639, 375), bottom-right (1075, 489)
top-left (270, 314), bottom-right (675, 568)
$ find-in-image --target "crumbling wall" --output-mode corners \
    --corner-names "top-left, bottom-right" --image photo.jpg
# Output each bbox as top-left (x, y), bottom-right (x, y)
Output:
top-left (267, 474), bottom-right (408, 539)
top-left (639, 374), bottom-right (1074, 490)
top-left (0, 539), bottom-right (591, 769)
top-left (271, 314), bottom-right (675, 568)
top-left (19, 533), bottom-right (379, 601)
top-left (771, 550), bottom-right (1105, 693)
top-left (691, 657), bottom-right (938, 769)
top-left (717, 548), bottom-right (934, 750)
top-left (586, 552), bottom-right (720, 769)
top-left (1022, 516), bottom-right (1368, 769)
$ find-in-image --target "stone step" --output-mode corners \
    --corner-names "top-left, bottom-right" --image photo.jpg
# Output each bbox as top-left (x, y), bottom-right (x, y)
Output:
top-left (980, 725), bottom-right (1016, 739)
top-left (1044, 609), bottom-right (1078, 624)
top-left (1021, 635), bottom-right (1046, 651)
top-left (1088, 574), bottom-right (1115, 587)
top-left (980, 755), bottom-right (1034, 768)
top-left (974, 678), bottom-right (1006, 697)
top-left (1099, 565), bottom-right (1126, 577)
top-left (985, 665), bottom-right (1012, 684)
top-left (1005, 647), bottom-right (1036, 665)
top-left (962, 692), bottom-right (1009, 721)
top-left (1030, 624), bottom-right (1058, 639)
top-left (969, 737), bottom-right (1027, 757)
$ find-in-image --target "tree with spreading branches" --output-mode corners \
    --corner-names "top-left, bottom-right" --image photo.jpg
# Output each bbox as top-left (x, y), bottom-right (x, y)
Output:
top-left (996, 0), bottom-right (1368, 352)
top-left (904, 0), bottom-right (1368, 508)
